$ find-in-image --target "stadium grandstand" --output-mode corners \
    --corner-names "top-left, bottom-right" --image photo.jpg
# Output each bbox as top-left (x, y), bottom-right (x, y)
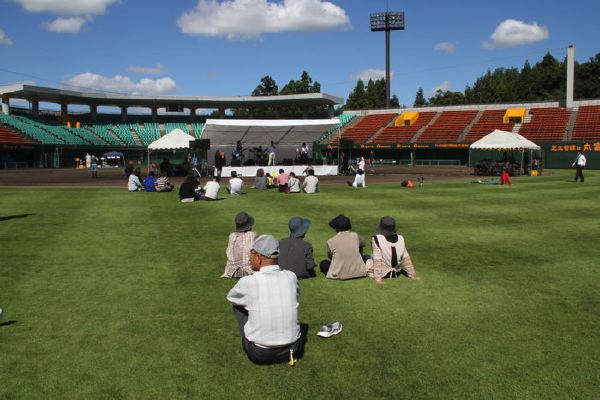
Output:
top-left (1, 46), bottom-right (600, 169)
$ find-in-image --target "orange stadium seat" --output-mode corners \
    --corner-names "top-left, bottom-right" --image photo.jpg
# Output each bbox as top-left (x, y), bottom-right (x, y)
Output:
top-left (572, 105), bottom-right (600, 140)
top-left (463, 109), bottom-right (515, 142)
top-left (518, 107), bottom-right (569, 141)
top-left (373, 111), bottom-right (437, 143)
top-left (417, 110), bottom-right (477, 142)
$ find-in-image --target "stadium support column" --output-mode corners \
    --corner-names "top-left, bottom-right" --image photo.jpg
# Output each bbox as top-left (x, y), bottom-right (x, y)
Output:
top-left (190, 107), bottom-right (197, 123)
top-left (61, 102), bottom-right (68, 120)
top-left (151, 107), bottom-right (158, 122)
top-left (1, 96), bottom-right (9, 115)
top-left (120, 106), bottom-right (128, 122)
top-left (90, 105), bottom-right (97, 121)
top-left (32, 99), bottom-right (39, 117)
top-left (327, 104), bottom-right (334, 119)
top-left (219, 107), bottom-right (226, 118)
top-left (566, 45), bottom-right (575, 109)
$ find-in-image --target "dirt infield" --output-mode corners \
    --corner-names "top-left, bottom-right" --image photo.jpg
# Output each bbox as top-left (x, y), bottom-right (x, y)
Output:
top-left (0, 165), bottom-right (473, 188)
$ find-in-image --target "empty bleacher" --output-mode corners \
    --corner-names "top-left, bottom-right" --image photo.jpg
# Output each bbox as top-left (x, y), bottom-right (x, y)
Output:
top-left (0, 113), bottom-right (65, 144)
top-left (463, 109), bottom-right (515, 142)
top-left (374, 112), bottom-right (437, 143)
top-left (417, 110), bottom-right (478, 142)
top-left (164, 122), bottom-right (190, 135)
top-left (132, 123), bottom-right (161, 145)
top-left (572, 105), bottom-right (600, 140)
top-left (0, 125), bottom-right (33, 144)
top-left (334, 113), bottom-right (396, 143)
top-left (317, 114), bottom-right (355, 143)
top-left (192, 123), bottom-right (205, 138)
top-left (111, 125), bottom-right (137, 146)
top-left (519, 107), bottom-right (569, 141)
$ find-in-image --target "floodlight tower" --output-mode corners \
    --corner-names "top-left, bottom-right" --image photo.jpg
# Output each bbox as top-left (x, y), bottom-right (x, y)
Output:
top-left (370, 11), bottom-right (404, 109)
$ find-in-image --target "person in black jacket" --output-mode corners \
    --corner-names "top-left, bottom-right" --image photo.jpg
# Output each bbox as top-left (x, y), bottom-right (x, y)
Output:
top-left (278, 217), bottom-right (315, 278)
top-left (214, 150), bottom-right (225, 177)
top-left (179, 176), bottom-right (202, 202)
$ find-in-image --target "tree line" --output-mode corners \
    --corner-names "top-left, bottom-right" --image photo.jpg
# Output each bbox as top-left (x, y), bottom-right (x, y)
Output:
top-left (412, 52), bottom-right (600, 107)
top-left (236, 51), bottom-right (599, 116)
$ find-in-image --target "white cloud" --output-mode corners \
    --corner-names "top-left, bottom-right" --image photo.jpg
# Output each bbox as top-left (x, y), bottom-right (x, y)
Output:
top-left (432, 81), bottom-right (451, 94)
top-left (44, 17), bottom-right (88, 33)
top-left (177, 0), bottom-right (350, 40)
top-left (12, 0), bottom-right (117, 15)
top-left (352, 69), bottom-right (393, 82)
top-left (434, 42), bottom-right (455, 53)
top-left (127, 64), bottom-right (165, 75)
top-left (483, 19), bottom-right (549, 49)
top-left (63, 73), bottom-right (177, 95)
top-left (0, 29), bottom-right (13, 45)
top-left (14, 0), bottom-right (117, 33)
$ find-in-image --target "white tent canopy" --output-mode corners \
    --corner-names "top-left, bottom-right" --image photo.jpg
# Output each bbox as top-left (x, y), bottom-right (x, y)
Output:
top-left (469, 129), bottom-right (541, 151)
top-left (148, 128), bottom-right (196, 150)
top-left (201, 118), bottom-right (340, 146)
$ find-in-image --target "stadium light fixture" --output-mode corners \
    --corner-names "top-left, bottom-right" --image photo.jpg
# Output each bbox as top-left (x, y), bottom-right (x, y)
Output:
top-left (370, 11), bottom-right (404, 109)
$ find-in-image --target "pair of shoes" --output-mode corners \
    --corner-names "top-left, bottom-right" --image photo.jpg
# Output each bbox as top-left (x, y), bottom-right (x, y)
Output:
top-left (317, 321), bottom-right (343, 338)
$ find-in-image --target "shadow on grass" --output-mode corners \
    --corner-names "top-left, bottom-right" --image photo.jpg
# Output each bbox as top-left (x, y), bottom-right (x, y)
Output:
top-left (0, 320), bottom-right (17, 327)
top-left (0, 214), bottom-right (34, 222)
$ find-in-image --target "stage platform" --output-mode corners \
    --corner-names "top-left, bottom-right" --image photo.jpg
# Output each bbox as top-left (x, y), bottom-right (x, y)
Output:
top-left (221, 165), bottom-right (338, 177)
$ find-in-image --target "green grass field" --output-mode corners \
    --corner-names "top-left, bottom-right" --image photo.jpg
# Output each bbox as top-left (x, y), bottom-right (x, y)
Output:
top-left (1, 170), bottom-right (599, 399)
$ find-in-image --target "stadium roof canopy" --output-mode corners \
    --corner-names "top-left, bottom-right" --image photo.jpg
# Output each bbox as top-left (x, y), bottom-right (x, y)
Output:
top-left (0, 84), bottom-right (343, 110)
top-left (202, 118), bottom-right (340, 145)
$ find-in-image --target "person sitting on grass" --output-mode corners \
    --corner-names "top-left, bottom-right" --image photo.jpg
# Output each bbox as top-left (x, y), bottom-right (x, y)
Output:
top-left (265, 173), bottom-right (277, 189)
top-left (302, 169), bottom-right (319, 193)
top-left (202, 176), bottom-right (221, 201)
top-left (179, 175), bottom-right (202, 202)
top-left (287, 172), bottom-right (301, 193)
top-left (365, 216), bottom-right (419, 284)
top-left (227, 171), bottom-right (244, 195)
top-left (253, 168), bottom-right (267, 190)
top-left (155, 173), bottom-right (174, 192)
top-left (277, 169), bottom-right (289, 192)
top-left (226, 234), bottom-right (304, 365)
top-left (347, 169), bottom-right (366, 188)
top-left (127, 171), bottom-right (143, 192)
top-left (144, 171), bottom-right (157, 192)
top-left (221, 211), bottom-right (256, 278)
top-left (279, 217), bottom-right (315, 279)
top-left (319, 214), bottom-right (367, 280)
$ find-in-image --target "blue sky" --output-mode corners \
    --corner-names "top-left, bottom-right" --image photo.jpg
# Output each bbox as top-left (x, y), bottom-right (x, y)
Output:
top-left (0, 0), bottom-right (599, 111)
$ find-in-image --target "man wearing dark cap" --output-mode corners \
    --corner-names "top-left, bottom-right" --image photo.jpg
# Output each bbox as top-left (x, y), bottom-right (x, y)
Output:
top-left (279, 217), bottom-right (315, 278)
top-left (366, 216), bottom-right (418, 283)
top-left (320, 214), bottom-right (367, 280)
top-left (227, 235), bottom-right (304, 365)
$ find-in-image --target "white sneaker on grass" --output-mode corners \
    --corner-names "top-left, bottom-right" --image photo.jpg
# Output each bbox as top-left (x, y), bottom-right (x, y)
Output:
top-left (317, 321), bottom-right (343, 338)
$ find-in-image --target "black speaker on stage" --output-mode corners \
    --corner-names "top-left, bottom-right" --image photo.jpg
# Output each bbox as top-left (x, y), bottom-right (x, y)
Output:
top-left (231, 159), bottom-right (241, 167)
top-left (283, 158), bottom-right (293, 166)
top-left (340, 139), bottom-right (354, 151)
top-left (190, 139), bottom-right (210, 150)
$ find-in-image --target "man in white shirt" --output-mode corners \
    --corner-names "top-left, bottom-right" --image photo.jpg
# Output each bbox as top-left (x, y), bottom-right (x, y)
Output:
top-left (302, 169), bottom-right (319, 193)
top-left (227, 235), bottom-right (304, 364)
top-left (572, 151), bottom-right (587, 183)
top-left (358, 157), bottom-right (366, 171)
top-left (127, 173), bottom-right (143, 191)
top-left (227, 171), bottom-right (244, 195)
top-left (202, 176), bottom-right (221, 200)
top-left (267, 140), bottom-right (276, 166)
top-left (347, 169), bottom-right (366, 188)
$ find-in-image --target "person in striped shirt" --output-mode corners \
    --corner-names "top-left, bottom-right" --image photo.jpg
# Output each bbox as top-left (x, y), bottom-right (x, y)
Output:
top-left (154, 173), bottom-right (174, 192)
